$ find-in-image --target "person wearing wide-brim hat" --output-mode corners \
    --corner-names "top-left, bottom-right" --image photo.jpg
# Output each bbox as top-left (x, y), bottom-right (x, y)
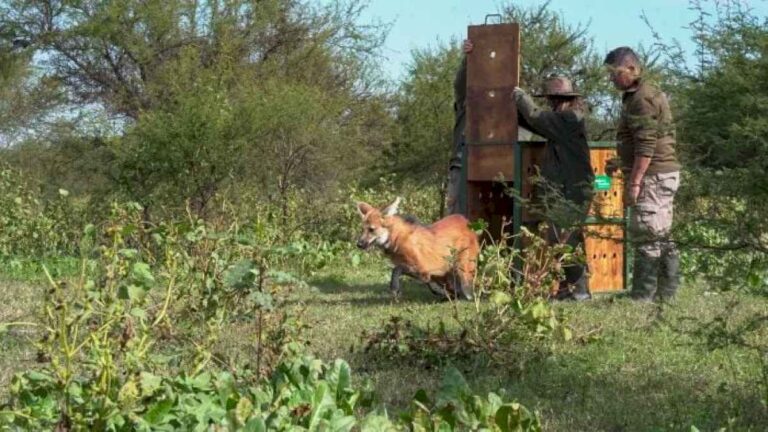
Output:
top-left (514, 76), bottom-right (594, 301)
top-left (532, 76), bottom-right (583, 98)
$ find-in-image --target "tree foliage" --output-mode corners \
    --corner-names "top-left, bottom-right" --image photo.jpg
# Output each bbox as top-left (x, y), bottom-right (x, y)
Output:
top-left (0, 0), bottom-right (392, 217)
top-left (501, 1), bottom-right (614, 138)
top-left (678, 2), bottom-right (768, 170)
top-left (656, 0), bottom-right (768, 296)
top-left (0, 39), bottom-right (61, 145)
top-left (388, 43), bottom-right (462, 185)
top-left (0, 0), bottom-right (386, 118)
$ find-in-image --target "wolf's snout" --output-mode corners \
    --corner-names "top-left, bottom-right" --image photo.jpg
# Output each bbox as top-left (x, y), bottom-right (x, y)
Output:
top-left (356, 239), bottom-right (368, 250)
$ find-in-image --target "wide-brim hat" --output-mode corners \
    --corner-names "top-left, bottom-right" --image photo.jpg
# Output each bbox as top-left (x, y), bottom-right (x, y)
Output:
top-left (533, 76), bottom-right (581, 97)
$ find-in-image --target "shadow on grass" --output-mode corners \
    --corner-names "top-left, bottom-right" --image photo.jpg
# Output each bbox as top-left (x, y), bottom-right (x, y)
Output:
top-left (497, 355), bottom-right (767, 432)
top-left (287, 274), bottom-right (445, 307)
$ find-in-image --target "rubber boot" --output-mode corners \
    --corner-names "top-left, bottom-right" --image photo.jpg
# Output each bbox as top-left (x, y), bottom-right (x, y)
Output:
top-left (553, 283), bottom-right (573, 301)
top-left (657, 251), bottom-right (680, 302)
top-left (571, 277), bottom-right (592, 302)
top-left (555, 263), bottom-right (591, 301)
top-left (631, 254), bottom-right (660, 301)
top-left (569, 263), bottom-right (591, 301)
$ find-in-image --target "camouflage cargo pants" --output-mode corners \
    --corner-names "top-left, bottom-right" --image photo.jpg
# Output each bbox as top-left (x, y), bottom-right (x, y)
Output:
top-left (630, 171), bottom-right (680, 257)
top-left (629, 171), bottom-right (681, 299)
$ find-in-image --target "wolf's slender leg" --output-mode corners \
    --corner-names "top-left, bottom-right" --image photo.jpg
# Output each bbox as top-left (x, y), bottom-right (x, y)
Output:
top-left (389, 266), bottom-right (403, 299)
top-left (452, 270), bottom-right (473, 301)
top-left (427, 281), bottom-right (445, 297)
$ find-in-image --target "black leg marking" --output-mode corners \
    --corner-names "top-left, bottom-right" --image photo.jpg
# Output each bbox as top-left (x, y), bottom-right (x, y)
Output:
top-left (389, 266), bottom-right (403, 298)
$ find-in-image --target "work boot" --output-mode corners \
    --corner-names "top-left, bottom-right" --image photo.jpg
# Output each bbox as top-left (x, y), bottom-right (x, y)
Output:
top-left (571, 278), bottom-right (592, 301)
top-left (553, 284), bottom-right (574, 301)
top-left (630, 254), bottom-right (660, 301)
top-left (656, 251), bottom-right (681, 302)
top-left (568, 266), bottom-right (592, 301)
top-left (556, 264), bottom-right (591, 302)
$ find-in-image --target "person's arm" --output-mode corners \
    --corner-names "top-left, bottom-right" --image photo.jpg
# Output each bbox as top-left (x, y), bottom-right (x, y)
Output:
top-left (629, 157), bottom-right (651, 187)
top-left (454, 40), bottom-right (472, 111)
top-left (514, 89), bottom-right (571, 139)
top-left (607, 112), bottom-right (631, 176)
top-left (627, 95), bottom-right (659, 203)
top-left (454, 56), bottom-right (467, 109)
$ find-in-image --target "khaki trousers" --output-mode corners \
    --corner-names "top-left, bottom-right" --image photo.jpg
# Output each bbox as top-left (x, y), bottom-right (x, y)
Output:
top-left (630, 171), bottom-right (681, 259)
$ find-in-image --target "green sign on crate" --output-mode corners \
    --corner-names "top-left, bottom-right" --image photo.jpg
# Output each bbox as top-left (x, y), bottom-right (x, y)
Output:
top-left (594, 175), bottom-right (612, 191)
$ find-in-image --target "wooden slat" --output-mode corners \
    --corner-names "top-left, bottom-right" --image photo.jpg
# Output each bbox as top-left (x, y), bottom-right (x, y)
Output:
top-left (467, 144), bottom-right (514, 181)
top-left (466, 23), bottom-right (519, 147)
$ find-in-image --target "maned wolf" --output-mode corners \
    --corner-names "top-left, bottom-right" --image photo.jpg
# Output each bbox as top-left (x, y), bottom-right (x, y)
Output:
top-left (355, 197), bottom-right (480, 300)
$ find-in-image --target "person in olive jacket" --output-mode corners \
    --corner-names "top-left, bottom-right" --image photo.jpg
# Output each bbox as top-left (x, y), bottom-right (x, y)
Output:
top-left (604, 46), bottom-right (681, 301)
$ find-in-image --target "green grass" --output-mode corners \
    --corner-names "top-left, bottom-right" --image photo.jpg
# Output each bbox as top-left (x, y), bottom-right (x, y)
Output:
top-left (1, 256), bottom-right (767, 431)
top-left (0, 279), bottom-right (42, 393)
top-left (0, 256), bottom-right (82, 283)
top-left (283, 259), bottom-right (768, 431)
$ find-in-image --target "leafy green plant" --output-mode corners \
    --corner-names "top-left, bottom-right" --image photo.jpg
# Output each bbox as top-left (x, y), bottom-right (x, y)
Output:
top-left (2, 352), bottom-right (542, 431)
top-left (399, 367), bottom-right (541, 432)
top-left (0, 201), bottom-right (310, 429)
top-left (0, 164), bottom-right (82, 258)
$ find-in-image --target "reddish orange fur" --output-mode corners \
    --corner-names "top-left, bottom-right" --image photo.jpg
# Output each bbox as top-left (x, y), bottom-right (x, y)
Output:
top-left (357, 200), bottom-right (480, 297)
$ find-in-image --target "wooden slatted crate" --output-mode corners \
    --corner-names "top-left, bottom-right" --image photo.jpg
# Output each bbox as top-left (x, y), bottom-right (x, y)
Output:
top-left (460, 21), bottom-right (626, 292)
top-left (585, 143), bottom-right (625, 292)
top-left (464, 22), bottom-right (520, 239)
top-left (515, 142), bottom-right (626, 292)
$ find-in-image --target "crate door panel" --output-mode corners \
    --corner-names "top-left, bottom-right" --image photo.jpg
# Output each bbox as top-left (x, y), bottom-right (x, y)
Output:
top-left (589, 148), bottom-right (624, 219)
top-left (467, 144), bottom-right (514, 181)
top-left (466, 23), bottom-right (520, 147)
top-left (585, 224), bottom-right (624, 292)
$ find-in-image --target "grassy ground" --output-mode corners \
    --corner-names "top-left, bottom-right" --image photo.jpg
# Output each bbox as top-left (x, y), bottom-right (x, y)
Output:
top-left (1, 256), bottom-right (767, 431)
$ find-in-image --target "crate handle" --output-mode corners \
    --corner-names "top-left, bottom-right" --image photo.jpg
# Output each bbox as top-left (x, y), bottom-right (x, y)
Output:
top-left (485, 14), bottom-right (502, 25)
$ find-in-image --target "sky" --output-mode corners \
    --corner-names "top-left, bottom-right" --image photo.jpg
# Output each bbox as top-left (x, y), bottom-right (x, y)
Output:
top-left (355, 0), bottom-right (768, 80)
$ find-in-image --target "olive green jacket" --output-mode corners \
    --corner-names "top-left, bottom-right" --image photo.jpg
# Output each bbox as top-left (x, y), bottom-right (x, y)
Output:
top-left (617, 80), bottom-right (681, 174)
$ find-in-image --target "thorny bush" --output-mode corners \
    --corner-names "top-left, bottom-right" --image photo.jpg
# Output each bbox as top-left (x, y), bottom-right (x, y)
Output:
top-left (0, 164), bottom-right (84, 258)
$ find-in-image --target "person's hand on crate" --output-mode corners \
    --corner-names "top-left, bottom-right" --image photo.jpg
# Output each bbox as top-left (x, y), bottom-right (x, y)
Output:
top-left (605, 157), bottom-right (621, 176)
top-left (463, 39), bottom-right (474, 54)
top-left (628, 183), bottom-right (641, 206)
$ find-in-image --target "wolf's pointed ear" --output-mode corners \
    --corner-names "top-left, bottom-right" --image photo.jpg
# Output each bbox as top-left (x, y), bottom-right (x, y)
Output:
top-left (357, 202), bottom-right (374, 219)
top-left (382, 197), bottom-right (402, 217)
